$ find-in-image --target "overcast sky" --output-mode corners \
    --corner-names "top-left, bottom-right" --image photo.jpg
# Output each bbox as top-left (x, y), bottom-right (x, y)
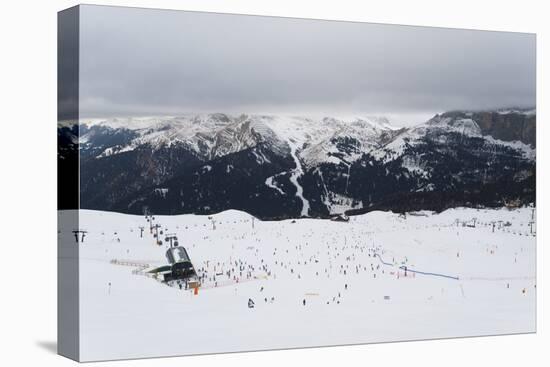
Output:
top-left (78, 5), bottom-right (536, 126)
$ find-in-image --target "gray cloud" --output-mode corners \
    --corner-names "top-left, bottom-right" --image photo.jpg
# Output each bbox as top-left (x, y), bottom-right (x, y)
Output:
top-left (79, 5), bottom-right (536, 124)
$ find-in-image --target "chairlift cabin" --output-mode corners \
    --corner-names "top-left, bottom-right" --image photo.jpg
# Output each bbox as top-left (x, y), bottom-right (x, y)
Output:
top-left (166, 246), bottom-right (191, 264)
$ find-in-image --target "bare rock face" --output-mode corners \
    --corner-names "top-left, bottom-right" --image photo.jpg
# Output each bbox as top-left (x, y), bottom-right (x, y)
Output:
top-left (474, 111), bottom-right (536, 147)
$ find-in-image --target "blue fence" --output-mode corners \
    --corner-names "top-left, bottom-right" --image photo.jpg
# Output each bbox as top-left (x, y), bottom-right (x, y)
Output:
top-left (374, 253), bottom-right (459, 281)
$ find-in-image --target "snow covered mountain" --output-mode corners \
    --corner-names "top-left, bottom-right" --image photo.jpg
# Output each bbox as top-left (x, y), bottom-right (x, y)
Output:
top-left (62, 110), bottom-right (535, 219)
top-left (79, 113), bottom-right (400, 163)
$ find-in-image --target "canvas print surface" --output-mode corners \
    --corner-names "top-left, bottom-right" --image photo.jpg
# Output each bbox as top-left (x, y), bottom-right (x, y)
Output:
top-left (58, 5), bottom-right (536, 362)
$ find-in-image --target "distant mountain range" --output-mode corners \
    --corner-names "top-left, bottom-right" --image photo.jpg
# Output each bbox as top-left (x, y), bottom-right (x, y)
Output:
top-left (58, 109), bottom-right (536, 219)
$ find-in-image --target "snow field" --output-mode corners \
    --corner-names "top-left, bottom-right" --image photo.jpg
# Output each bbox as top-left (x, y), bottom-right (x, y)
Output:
top-left (58, 206), bottom-right (536, 361)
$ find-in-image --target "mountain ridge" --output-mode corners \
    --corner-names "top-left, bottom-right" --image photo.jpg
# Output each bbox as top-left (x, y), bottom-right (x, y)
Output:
top-left (58, 109), bottom-right (536, 219)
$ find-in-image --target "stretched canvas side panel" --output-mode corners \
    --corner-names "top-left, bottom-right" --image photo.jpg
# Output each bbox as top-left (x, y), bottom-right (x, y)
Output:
top-left (57, 5), bottom-right (80, 362)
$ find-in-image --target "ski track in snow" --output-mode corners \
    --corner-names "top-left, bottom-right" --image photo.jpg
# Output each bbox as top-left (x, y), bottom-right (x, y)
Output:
top-left (344, 162), bottom-right (351, 195)
top-left (265, 175), bottom-right (285, 195)
top-left (288, 144), bottom-right (310, 217)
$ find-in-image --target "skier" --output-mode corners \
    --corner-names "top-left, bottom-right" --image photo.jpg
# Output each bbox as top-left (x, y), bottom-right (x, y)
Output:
top-left (302, 299), bottom-right (306, 306)
top-left (248, 298), bottom-right (255, 309)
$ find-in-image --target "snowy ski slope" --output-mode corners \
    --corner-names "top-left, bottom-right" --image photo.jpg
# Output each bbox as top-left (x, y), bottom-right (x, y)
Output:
top-left (58, 206), bottom-right (536, 361)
